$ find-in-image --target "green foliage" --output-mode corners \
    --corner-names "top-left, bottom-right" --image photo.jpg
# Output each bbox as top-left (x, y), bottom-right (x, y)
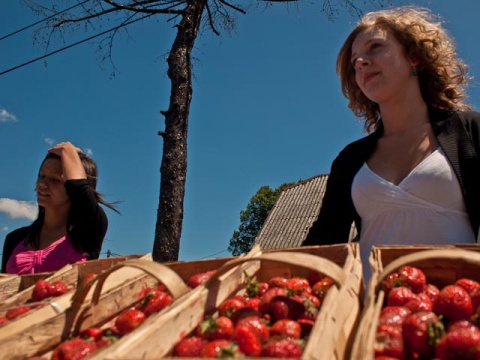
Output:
top-left (228, 182), bottom-right (295, 256)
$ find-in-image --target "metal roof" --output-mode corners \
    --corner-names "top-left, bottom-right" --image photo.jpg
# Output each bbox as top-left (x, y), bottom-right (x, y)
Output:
top-left (253, 174), bottom-right (357, 249)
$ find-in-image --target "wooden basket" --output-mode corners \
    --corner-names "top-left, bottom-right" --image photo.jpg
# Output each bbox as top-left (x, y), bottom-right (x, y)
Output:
top-left (93, 243), bottom-right (363, 360)
top-left (350, 245), bottom-right (480, 360)
top-left (0, 256), bottom-right (191, 359)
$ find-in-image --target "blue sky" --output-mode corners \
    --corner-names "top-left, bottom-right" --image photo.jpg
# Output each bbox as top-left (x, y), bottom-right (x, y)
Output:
top-left (1, 0), bottom-right (479, 263)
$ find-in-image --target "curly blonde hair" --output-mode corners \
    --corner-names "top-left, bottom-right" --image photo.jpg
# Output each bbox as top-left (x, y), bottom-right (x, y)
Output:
top-left (337, 6), bottom-right (471, 133)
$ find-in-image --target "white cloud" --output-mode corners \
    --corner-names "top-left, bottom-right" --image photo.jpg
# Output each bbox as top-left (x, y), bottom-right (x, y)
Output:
top-left (44, 137), bottom-right (55, 145)
top-left (0, 108), bottom-right (17, 123)
top-left (0, 199), bottom-right (37, 220)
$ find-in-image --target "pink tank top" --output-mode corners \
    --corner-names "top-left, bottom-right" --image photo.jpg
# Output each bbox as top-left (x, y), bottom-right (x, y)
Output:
top-left (6, 235), bottom-right (87, 274)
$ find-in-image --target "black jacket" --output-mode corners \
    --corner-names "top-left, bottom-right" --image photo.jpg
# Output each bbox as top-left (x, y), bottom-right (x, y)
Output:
top-left (1, 179), bottom-right (108, 273)
top-left (303, 108), bottom-right (480, 246)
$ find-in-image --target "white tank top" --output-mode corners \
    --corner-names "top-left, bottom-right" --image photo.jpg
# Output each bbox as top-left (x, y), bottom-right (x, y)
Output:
top-left (352, 147), bottom-right (475, 282)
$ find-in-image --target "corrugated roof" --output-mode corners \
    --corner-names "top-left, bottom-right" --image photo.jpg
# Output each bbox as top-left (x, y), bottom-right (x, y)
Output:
top-left (253, 174), bottom-right (357, 249)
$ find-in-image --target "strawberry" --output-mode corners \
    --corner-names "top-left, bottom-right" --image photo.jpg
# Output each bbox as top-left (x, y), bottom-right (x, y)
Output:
top-left (201, 339), bottom-right (239, 357)
top-left (312, 277), bottom-right (334, 301)
top-left (285, 277), bottom-right (311, 295)
top-left (51, 338), bottom-right (97, 360)
top-left (173, 336), bottom-right (208, 357)
top-left (79, 327), bottom-right (103, 341)
top-left (307, 271), bottom-right (322, 286)
top-left (434, 285), bottom-right (474, 322)
top-left (422, 283), bottom-right (440, 303)
top-left (258, 287), bottom-right (287, 314)
top-left (115, 308), bottom-right (146, 335)
top-left (456, 278), bottom-right (480, 294)
top-left (230, 307), bottom-right (262, 325)
top-left (6, 305), bottom-right (31, 320)
top-left (95, 333), bottom-right (120, 349)
top-left (269, 295), bottom-right (305, 322)
top-left (260, 338), bottom-right (304, 358)
top-left (196, 316), bottom-right (234, 340)
top-left (0, 317), bottom-right (9, 325)
top-left (49, 281), bottom-right (69, 297)
top-left (235, 316), bottom-right (270, 341)
top-left (244, 297), bottom-right (261, 311)
top-left (139, 290), bottom-right (173, 317)
top-left (297, 318), bottom-right (315, 338)
top-left (435, 326), bottom-right (480, 360)
top-left (269, 276), bottom-right (289, 289)
top-left (397, 266), bottom-right (426, 294)
top-left (378, 306), bottom-right (411, 327)
top-left (402, 311), bottom-right (444, 359)
top-left (187, 270), bottom-right (216, 288)
top-left (387, 286), bottom-right (417, 307)
top-left (244, 273), bottom-right (269, 298)
top-left (470, 288), bottom-right (480, 312)
top-left (270, 319), bottom-right (302, 339)
top-left (374, 324), bottom-right (405, 359)
top-left (404, 292), bottom-right (433, 312)
top-left (232, 324), bottom-right (262, 356)
top-left (382, 272), bottom-right (400, 299)
top-left (31, 279), bottom-right (51, 302)
top-left (218, 297), bottom-right (246, 318)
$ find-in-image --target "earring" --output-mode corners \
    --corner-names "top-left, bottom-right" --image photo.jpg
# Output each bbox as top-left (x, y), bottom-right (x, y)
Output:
top-left (412, 66), bottom-right (418, 77)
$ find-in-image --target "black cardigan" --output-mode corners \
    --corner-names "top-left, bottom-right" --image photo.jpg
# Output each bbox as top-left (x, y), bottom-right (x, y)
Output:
top-left (1, 179), bottom-right (108, 273)
top-left (303, 108), bottom-right (480, 246)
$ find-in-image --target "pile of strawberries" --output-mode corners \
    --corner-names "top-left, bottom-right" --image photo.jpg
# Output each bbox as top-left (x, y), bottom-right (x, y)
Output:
top-left (172, 271), bottom-right (334, 358)
top-left (0, 279), bottom-right (70, 325)
top-left (48, 282), bottom-right (173, 360)
top-left (374, 265), bottom-right (480, 360)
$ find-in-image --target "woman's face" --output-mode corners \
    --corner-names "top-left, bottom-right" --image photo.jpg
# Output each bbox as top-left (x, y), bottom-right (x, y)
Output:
top-left (36, 158), bottom-right (70, 209)
top-left (350, 26), bottom-right (415, 104)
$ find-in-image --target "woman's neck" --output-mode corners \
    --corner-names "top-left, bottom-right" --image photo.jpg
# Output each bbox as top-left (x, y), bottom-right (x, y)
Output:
top-left (379, 98), bottom-right (429, 135)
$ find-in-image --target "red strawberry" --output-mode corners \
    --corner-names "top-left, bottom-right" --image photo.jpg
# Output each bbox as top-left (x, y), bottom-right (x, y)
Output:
top-left (378, 306), bottom-right (411, 327)
top-left (374, 324), bottom-right (405, 359)
top-left (297, 318), bottom-right (315, 338)
top-left (260, 338), bottom-right (304, 358)
top-left (285, 277), bottom-right (311, 295)
top-left (201, 339), bottom-right (239, 357)
top-left (187, 270), bottom-right (216, 288)
top-left (268, 276), bottom-right (289, 289)
top-left (139, 290), bottom-right (173, 317)
top-left (230, 307), bottom-right (262, 325)
top-left (387, 286), bottom-right (417, 307)
top-left (218, 297), bottom-right (246, 318)
top-left (422, 283), bottom-right (440, 303)
top-left (196, 316), bottom-right (234, 340)
top-left (51, 338), bottom-right (97, 360)
top-left (470, 288), bottom-right (480, 311)
top-left (397, 266), bottom-right (426, 294)
top-left (6, 305), bottom-right (30, 320)
top-left (435, 326), bottom-right (480, 360)
top-left (115, 308), bottom-right (146, 335)
top-left (456, 278), bottom-right (480, 294)
top-left (31, 279), bottom-right (51, 302)
top-left (402, 311), bottom-right (444, 359)
top-left (434, 285), bottom-right (474, 322)
top-left (404, 292), bottom-right (433, 312)
top-left (244, 297), bottom-right (261, 311)
top-left (49, 281), bottom-right (69, 297)
top-left (0, 317), bottom-right (9, 325)
top-left (232, 324), bottom-right (262, 356)
top-left (312, 277), bottom-right (334, 301)
top-left (95, 333), bottom-right (120, 349)
top-left (270, 319), bottom-right (302, 339)
top-left (258, 287), bottom-right (287, 314)
top-left (173, 336), bottom-right (208, 357)
top-left (269, 295), bottom-right (305, 322)
top-left (245, 275), bottom-right (269, 298)
top-left (235, 316), bottom-right (270, 340)
top-left (79, 327), bottom-right (103, 341)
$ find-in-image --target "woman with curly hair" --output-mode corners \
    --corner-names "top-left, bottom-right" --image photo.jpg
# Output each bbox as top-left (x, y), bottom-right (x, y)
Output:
top-left (302, 6), bottom-right (480, 277)
top-left (2, 142), bottom-right (119, 274)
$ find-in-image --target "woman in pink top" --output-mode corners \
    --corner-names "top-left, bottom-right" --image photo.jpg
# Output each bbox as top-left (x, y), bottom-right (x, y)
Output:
top-left (2, 142), bottom-right (119, 274)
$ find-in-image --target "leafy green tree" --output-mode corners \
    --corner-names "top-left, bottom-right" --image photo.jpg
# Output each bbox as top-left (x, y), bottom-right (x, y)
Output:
top-left (229, 182), bottom-right (295, 256)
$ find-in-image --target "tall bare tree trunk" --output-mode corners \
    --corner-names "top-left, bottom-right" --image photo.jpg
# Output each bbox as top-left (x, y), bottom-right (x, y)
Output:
top-left (153, 0), bottom-right (206, 262)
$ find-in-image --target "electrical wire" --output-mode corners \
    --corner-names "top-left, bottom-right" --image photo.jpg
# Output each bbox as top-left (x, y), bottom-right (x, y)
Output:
top-left (0, 12), bottom-right (153, 77)
top-left (0, 0), bottom-right (91, 42)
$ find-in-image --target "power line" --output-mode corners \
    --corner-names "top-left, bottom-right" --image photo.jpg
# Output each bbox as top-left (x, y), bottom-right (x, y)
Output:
top-left (0, 0), bottom-right (91, 42)
top-left (0, 12), bottom-right (153, 77)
